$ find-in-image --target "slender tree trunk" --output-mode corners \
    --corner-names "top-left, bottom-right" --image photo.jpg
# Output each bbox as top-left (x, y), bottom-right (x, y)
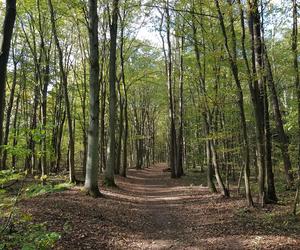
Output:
top-left (120, 69), bottom-right (128, 177)
top-left (105, 0), bottom-right (119, 186)
top-left (116, 93), bottom-right (124, 175)
top-left (25, 84), bottom-right (39, 173)
top-left (204, 115), bottom-right (217, 193)
top-left (2, 58), bottom-right (18, 169)
top-left (215, 0), bottom-right (252, 205)
top-left (56, 110), bottom-right (65, 172)
top-left (191, 5), bottom-right (216, 191)
top-left (0, 0), bottom-right (16, 159)
top-left (177, 26), bottom-right (184, 177)
top-left (48, 0), bottom-right (76, 182)
top-left (248, 0), bottom-right (266, 206)
top-left (84, 0), bottom-right (101, 197)
top-left (292, 0), bottom-right (300, 215)
top-left (120, 9), bottom-right (128, 177)
top-left (41, 55), bottom-right (50, 176)
top-left (152, 117), bottom-right (155, 165)
top-left (99, 27), bottom-right (107, 173)
top-left (100, 79), bottom-right (107, 172)
top-left (12, 90), bottom-right (20, 168)
top-left (165, 1), bottom-right (178, 178)
top-left (264, 50), bottom-right (294, 188)
top-left (264, 84), bottom-right (277, 202)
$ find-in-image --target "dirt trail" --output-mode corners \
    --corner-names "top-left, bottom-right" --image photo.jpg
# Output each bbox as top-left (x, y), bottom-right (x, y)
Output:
top-left (20, 164), bottom-right (300, 249)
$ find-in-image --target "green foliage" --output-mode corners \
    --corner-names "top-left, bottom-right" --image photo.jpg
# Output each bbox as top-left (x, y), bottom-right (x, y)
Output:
top-left (25, 182), bottom-right (74, 197)
top-left (1, 144), bottom-right (31, 161)
top-left (0, 220), bottom-right (61, 250)
top-left (0, 190), bottom-right (15, 215)
top-left (0, 170), bottom-right (23, 187)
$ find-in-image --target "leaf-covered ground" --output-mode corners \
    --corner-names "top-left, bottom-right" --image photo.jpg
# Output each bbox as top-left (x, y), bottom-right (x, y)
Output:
top-left (19, 164), bottom-right (300, 249)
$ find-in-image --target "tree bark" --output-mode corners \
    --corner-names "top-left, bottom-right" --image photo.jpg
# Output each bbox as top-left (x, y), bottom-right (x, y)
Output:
top-left (105, 0), bottom-right (119, 186)
top-left (264, 84), bottom-right (277, 202)
top-left (120, 7), bottom-right (128, 177)
top-left (0, 0), bottom-right (16, 165)
top-left (11, 89), bottom-right (21, 168)
top-left (84, 0), bottom-right (101, 197)
top-left (264, 50), bottom-right (294, 188)
top-left (292, 0), bottom-right (300, 215)
top-left (247, 0), bottom-right (266, 206)
top-left (165, 0), bottom-right (178, 178)
top-left (177, 24), bottom-right (184, 177)
top-left (2, 53), bottom-right (18, 170)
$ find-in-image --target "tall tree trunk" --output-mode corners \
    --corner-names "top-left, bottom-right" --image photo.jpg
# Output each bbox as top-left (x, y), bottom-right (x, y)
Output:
top-left (100, 79), bottom-right (106, 172)
top-left (99, 18), bottom-right (108, 174)
top-left (259, 7), bottom-right (277, 202)
top-left (48, 0), bottom-right (76, 182)
top-left (177, 25), bottom-right (184, 177)
top-left (191, 5), bottom-right (216, 191)
top-left (116, 92), bottom-right (124, 175)
top-left (12, 89), bottom-right (21, 168)
top-left (264, 84), bottom-right (277, 202)
top-left (204, 115), bottom-right (217, 193)
top-left (0, 0), bottom-right (16, 166)
top-left (75, 17), bottom-right (88, 176)
top-left (56, 110), bottom-right (65, 172)
top-left (121, 90), bottom-right (128, 177)
top-left (2, 56), bottom-right (18, 169)
top-left (215, 0), bottom-right (252, 205)
top-left (105, 0), bottom-right (119, 186)
top-left (37, 0), bottom-right (50, 177)
top-left (248, 0), bottom-right (266, 206)
top-left (120, 9), bottom-right (128, 177)
top-left (165, 1), bottom-right (178, 178)
top-left (25, 84), bottom-right (39, 173)
top-left (84, 0), bottom-right (101, 197)
top-left (264, 50), bottom-right (294, 188)
top-left (292, 0), bottom-right (300, 215)
top-left (40, 55), bottom-right (50, 176)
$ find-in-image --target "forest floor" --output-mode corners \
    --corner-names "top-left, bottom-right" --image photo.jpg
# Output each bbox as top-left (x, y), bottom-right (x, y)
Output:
top-left (15, 163), bottom-right (300, 249)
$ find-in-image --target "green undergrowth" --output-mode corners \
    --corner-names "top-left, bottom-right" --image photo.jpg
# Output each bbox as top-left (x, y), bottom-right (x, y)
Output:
top-left (236, 207), bottom-right (300, 234)
top-left (0, 216), bottom-right (61, 250)
top-left (248, 173), bottom-right (296, 205)
top-left (25, 182), bottom-right (74, 198)
top-left (0, 171), bottom-right (72, 249)
top-left (0, 169), bottom-right (23, 187)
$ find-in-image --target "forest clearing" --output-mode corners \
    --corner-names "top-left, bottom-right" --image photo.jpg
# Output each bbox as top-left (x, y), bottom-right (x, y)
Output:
top-left (1, 0), bottom-right (300, 249)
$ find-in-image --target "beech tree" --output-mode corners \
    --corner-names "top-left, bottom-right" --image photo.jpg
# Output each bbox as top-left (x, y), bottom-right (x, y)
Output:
top-left (84, 0), bottom-right (101, 197)
top-left (105, 0), bottom-right (119, 186)
top-left (0, 0), bottom-right (16, 165)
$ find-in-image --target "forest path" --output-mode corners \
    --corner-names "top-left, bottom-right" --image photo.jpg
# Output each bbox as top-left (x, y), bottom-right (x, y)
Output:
top-left (20, 164), bottom-right (300, 249)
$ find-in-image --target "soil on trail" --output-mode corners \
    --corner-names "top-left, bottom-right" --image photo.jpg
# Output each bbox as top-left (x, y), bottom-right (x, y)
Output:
top-left (20, 164), bottom-right (300, 249)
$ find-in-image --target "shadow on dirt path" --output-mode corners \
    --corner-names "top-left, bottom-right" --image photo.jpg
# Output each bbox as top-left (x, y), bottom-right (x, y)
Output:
top-left (20, 163), bottom-right (300, 249)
